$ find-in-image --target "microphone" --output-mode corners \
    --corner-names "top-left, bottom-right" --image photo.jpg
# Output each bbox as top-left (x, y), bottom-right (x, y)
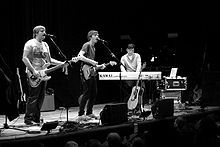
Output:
top-left (97, 37), bottom-right (107, 43)
top-left (45, 33), bottom-right (56, 38)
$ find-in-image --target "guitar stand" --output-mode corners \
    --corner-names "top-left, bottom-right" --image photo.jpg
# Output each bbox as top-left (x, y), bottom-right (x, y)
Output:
top-left (60, 106), bottom-right (79, 131)
top-left (139, 110), bottom-right (151, 120)
top-left (1, 115), bottom-right (28, 135)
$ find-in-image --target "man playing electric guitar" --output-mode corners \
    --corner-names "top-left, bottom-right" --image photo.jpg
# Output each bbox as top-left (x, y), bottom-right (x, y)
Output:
top-left (72, 30), bottom-right (116, 121)
top-left (22, 25), bottom-right (68, 125)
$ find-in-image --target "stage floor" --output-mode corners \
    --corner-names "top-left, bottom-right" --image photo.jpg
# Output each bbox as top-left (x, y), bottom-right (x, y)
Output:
top-left (1, 102), bottom-right (220, 142)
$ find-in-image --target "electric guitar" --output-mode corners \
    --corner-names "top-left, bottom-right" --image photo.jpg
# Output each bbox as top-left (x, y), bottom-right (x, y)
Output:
top-left (16, 68), bottom-right (26, 113)
top-left (27, 60), bottom-right (75, 87)
top-left (127, 62), bottom-right (146, 110)
top-left (82, 61), bottom-right (117, 80)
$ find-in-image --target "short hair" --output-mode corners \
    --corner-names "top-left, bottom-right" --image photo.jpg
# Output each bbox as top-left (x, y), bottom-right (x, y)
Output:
top-left (127, 43), bottom-right (135, 49)
top-left (33, 25), bottom-right (45, 38)
top-left (64, 140), bottom-right (78, 147)
top-left (87, 30), bottom-right (98, 41)
top-left (107, 132), bottom-right (122, 146)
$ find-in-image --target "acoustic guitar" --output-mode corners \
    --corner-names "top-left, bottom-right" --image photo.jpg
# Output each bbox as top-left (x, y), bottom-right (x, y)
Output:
top-left (16, 68), bottom-right (26, 113)
top-left (127, 62), bottom-right (146, 110)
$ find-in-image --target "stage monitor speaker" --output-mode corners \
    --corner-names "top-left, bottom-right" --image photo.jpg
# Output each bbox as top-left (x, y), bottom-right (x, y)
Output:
top-left (41, 94), bottom-right (55, 112)
top-left (100, 103), bottom-right (128, 126)
top-left (41, 121), bottom-right (58, 133)
top-left (151, 99), bottom-right (174, 119)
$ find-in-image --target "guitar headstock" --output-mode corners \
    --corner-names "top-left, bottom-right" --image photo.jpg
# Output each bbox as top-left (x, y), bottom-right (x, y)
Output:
top-left (109, 61), bottom-right (117, 66)
top-left (16, 68), bottom-right (20, 77)
top-left (71, 56), bottom-right (81, 63)
top-left (142, 62), bottom-right (147, 70)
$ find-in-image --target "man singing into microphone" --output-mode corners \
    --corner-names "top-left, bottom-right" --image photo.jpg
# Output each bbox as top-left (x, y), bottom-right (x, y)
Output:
top-left (22, 25), bottom-right (67, 125)
top-left (73, 30), bottom-right (106, 121)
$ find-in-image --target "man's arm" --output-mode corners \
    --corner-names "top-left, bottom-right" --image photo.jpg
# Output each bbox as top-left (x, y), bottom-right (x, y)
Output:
top-left (50, 58), bottom-right (65, 65)
top-left (22, 49), bottom-right (39, 76)
top-left (136, 54), bottom-right (142, 72)
top-left (77, 50), bottom-right (98, 66)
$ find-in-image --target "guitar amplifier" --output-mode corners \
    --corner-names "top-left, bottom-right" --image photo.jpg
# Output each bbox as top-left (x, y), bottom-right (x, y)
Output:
top-left (164, 77), bottom-right (187, 90)
top-left (160, 90), bottom-right (182, 100)
top-left (41, 94), bottom-right (55, 112)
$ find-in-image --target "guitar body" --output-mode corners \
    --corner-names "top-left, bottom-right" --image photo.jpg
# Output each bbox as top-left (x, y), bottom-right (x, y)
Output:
top-left (82, 61), bottom-right (117, 80)
top-left (27, 64), bottom-right (51, 87)
top-left (128, 86), bottom-right (140, 110)
top-left (27, 60), bottom-right (71, 87)
top-left (127, 62), bottom-right (147, 110)
top-left (82, 64), bottom-right (97, 80)
top-left (127, 86), bottom-right (145, 110)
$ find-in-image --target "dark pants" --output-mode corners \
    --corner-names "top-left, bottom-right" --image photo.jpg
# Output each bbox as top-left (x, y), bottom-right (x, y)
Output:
top-left (24, 80), bottom-right (46, 123)
top-left (78, 74), bottom-right (97, 116)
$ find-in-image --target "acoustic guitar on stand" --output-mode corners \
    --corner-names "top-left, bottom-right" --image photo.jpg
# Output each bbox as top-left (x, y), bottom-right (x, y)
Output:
top-left (16, 68), bottom-right (26, 113)
top-left (127, 62), bottom-right (146, 110)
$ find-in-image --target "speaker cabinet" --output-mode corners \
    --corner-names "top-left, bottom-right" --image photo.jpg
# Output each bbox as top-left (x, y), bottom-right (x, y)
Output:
top-left (202, 71), bottom-right (220, 106)
top-left (151, 99), bottom-right (174, 119)
top-left (100, 103), bottom-right (128, 126)
top-left (41, 94), bottom-right (55, 112)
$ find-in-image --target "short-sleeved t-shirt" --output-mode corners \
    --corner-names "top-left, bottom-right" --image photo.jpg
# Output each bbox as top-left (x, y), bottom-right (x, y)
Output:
top-left (24, 38), bottom-right (50, 70)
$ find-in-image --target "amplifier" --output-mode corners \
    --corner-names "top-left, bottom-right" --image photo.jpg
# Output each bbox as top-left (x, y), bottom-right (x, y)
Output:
top-left (164, 77), bottom-right (187, 90)
top-left (41, 94), bottom-right (55, 112)
top-left (160, 90), bottom-right (182, 99)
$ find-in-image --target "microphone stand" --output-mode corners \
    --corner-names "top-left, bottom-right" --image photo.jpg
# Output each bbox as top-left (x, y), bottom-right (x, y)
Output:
top-left (48, 37), bottom-right (67, 61)
top-left (48, 37), bottom-right (71, 124)
top-left (100, 41), bottom-right (127, 103)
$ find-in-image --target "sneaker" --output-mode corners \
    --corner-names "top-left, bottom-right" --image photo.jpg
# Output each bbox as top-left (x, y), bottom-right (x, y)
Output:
top-left (86, 114), bottom-right (99, 119)
top-left (24, 120), bottom-right (39, 126)
top-left (76, 115), bottom-right (91, 122)
top-left (24, 120), bottom-right (33, 125)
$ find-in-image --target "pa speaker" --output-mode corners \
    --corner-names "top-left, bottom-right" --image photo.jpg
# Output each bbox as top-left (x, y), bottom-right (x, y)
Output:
top-left (100, 103), bottom-right (128, 126)
top-left (151, 99), bottom-right (174, 119)
top-left (202, 71), bottom-right (220, 106)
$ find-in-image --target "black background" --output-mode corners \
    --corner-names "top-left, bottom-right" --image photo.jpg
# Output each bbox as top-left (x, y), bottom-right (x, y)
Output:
top-left (1, 1), bottom-right (219, 108)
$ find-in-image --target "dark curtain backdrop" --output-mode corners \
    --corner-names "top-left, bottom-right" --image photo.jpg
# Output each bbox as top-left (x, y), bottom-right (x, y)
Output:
top-left (2, 1), bottom-right (217, 108)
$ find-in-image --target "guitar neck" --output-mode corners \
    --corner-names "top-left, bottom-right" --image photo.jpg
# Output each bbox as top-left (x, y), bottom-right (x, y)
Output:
top-left (45, 63), bottom-right (65, 75)
top-left (16, 68), bottom-right (24, 101)
top-left (135, 63), bottom-right (146, 87)
top-left (95, 63), bottom-right (110, 70)
top-left (135, 76), bottom-right (141, 87)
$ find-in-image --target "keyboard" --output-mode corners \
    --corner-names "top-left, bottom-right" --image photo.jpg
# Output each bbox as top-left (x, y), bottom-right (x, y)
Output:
top-left (98, 72), bottom-right (162, 80)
